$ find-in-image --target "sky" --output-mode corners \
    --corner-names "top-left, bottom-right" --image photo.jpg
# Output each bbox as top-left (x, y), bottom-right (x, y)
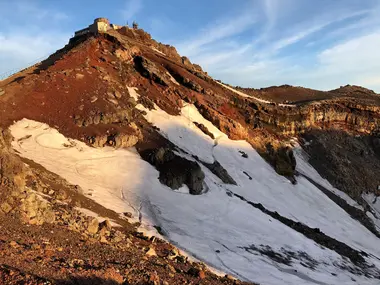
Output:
top-left (1, 0), bottom-right (380, 92)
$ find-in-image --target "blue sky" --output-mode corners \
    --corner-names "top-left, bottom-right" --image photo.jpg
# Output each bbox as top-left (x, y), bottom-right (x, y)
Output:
top-left (1, 0), bottom-right (380, 92)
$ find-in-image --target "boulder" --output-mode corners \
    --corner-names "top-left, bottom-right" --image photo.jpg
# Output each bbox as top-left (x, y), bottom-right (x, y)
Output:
top-left (144, 148), bottom-right (205, 195)
top-left (193, 122), bottom-right (214, 139)
top-left (87, 218), bottom-right (99, 234)
top-left (99, 219), bottom-right (112, 231)
top-left (145, 246), bottom-right (157, 257)
top-left (203, 160), bottom-right (236, 185)
top-left (113, 133), bottom-right (139, 148)
top-left (114, 49), bottom-right (131, 61)
top-left (114, 90), bottom-right (122, 99)
top-left (75, 73), bottom-right (85, 80)
top-left (0, 202), bottom-right (12, 214)
top-left (181, 56), bottom-right (192, 67)
top-left (0, 88), bottom-right (5, 96)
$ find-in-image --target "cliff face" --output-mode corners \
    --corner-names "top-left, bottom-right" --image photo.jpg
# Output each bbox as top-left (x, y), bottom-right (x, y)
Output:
top-left (252, 100), bottom-right (380, 135)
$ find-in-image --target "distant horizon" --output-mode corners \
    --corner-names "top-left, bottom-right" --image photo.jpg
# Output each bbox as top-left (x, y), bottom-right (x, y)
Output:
top-left (1, 0), bottom-right (380, 92)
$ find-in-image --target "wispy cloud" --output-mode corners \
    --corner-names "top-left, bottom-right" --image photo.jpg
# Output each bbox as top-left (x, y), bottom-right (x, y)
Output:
top-left (177, 12), bottom-right (257, 57)
top-left (14, 1), bottom-right (69, 22)
top-left (122, 0), bottom-right (143, 22)
top-left (191, 44), bottom-right (253, 70)
top-left (0, 2), bottom-right (70, 76)
top-left (270, 9), bottom-right (371, 52)
top-left (317, 31), bottom-right (380, 73)
top-left (181, 0), bottom-right (380, 92)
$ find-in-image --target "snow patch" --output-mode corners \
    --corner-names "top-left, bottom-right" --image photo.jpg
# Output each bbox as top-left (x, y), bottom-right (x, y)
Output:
top-left (151, 47), bottom-right (166, 56)
top-left (216, 81), bottom-right (296, 107)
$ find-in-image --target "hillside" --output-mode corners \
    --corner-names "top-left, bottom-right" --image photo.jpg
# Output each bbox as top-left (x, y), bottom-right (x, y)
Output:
top-left (235, 84), bottom-right (380, 105)
top-left (1, 19), bottom-right (380, 285)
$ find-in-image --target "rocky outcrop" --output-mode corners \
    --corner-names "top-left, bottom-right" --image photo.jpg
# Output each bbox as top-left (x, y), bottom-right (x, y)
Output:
top-left (166, 68), bottom-right (204, 93)
top-left (242, 100), bottom-right (380, 135)
top-left (264, 145), bottom-right (296, 178)
top-left (202, 160), bottom-right (237, 185)
top-left (300, 173), bottom-right (380, 238)
top-left (143, 148), bottom-right (205, 195)
top-left (74, 107), bottom-right (139, 127)
top-left (87, 132), bottom-right (140, 148)
top-left (302, 130), bottom-right (380, 199)
top-left (194, 122), bottom-right (215, 139)
top-left (134, 55), bottom-right (172, 86)
top-left (231, 192), bottom-right (370, 267)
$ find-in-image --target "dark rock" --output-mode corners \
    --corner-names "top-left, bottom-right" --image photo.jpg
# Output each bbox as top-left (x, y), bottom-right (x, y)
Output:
top-left (181, 56), bottom-right (192, 67)
top-left (143, 148), bottom-right (205, 195)
top-left (239, 151), bottom-right (248, 158)
top-left (99, 219), bottom-right (112, 231)
top-left (185, 79), bottom-right (203, 93)
top-left (166, 67), bottom-right (204, 93)
top-left (266, 144), bottom-right (296, 177)
top-left (232, 192), bottom-right (368, 266)
top-left (202, 161), bottom-right (237, 185)
top-left (194, 122), bottom-right (214, 139)
top-left (187, 267), bottom-right (205, 279)
top-left (134, 56), bottom-right (171, 86)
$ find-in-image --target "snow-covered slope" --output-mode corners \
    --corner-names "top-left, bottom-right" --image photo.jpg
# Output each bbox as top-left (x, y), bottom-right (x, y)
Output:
top-left (216, 82), bottom-right (296, 107)
top-left (10, 88), bottom-right (380, 284)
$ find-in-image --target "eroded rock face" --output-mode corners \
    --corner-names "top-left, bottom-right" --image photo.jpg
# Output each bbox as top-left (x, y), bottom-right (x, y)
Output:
top-left (87, 133), bottom-right (140, 148)
top-left (134, 56), bottom-right (172, 86)
top-left (143, 148), bottom-right (205, 195)
top-left (266, 145), bottom-right (296, 178)
top-left (302, 130), bottom-right (380, 199)
top-left (242, 100), bottom-right (380, 135)
top-left (74, 107), bottom-right (139, 127)
top-left (202, 161), bottom-right (236, 185)
top-left (193, 122), bottom-right (214, 139)
top-left (171, 71), bottom-right (203, 93)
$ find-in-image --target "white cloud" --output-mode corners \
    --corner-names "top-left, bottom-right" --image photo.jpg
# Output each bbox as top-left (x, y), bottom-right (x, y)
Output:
top-left (122, 0), bottom-right (143, 22)
top-left (0, 2), bottom-right (70, 77)
top-left (177, 13), bottom-right (257, 57)
top-left (0, 32), bottom-right (69, 76)
top-left (263, 0), bottom-right (279, 28)
top-left (191, 44), bottom-right (253, 70)
top-left (221, 31), bottom-right (380, 92)
top-left (0, 34), bottom-right (65, 59)
top-left (14, 1), bottom-right (69, 22)
top-left (318, 32), bottom-right (380, 69)
top-left (269, 9), bottom-right (371, 53)
top-left (182, 1), bottom-right (380, 92)
top-left (310, 31), bottom-right (380, 90)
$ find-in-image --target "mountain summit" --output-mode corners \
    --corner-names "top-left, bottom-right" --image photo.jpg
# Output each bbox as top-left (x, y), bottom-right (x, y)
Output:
top-left (1, 19), bottom-right (380, 285)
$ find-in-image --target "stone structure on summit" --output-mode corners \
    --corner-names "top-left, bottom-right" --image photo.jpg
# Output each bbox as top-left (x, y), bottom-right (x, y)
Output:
top-left (74, 18), bottom-right (121, 38)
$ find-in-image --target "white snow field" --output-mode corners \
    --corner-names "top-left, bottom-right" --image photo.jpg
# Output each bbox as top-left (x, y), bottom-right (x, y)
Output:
top-left (10, 88), bottom-right (380, 285)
